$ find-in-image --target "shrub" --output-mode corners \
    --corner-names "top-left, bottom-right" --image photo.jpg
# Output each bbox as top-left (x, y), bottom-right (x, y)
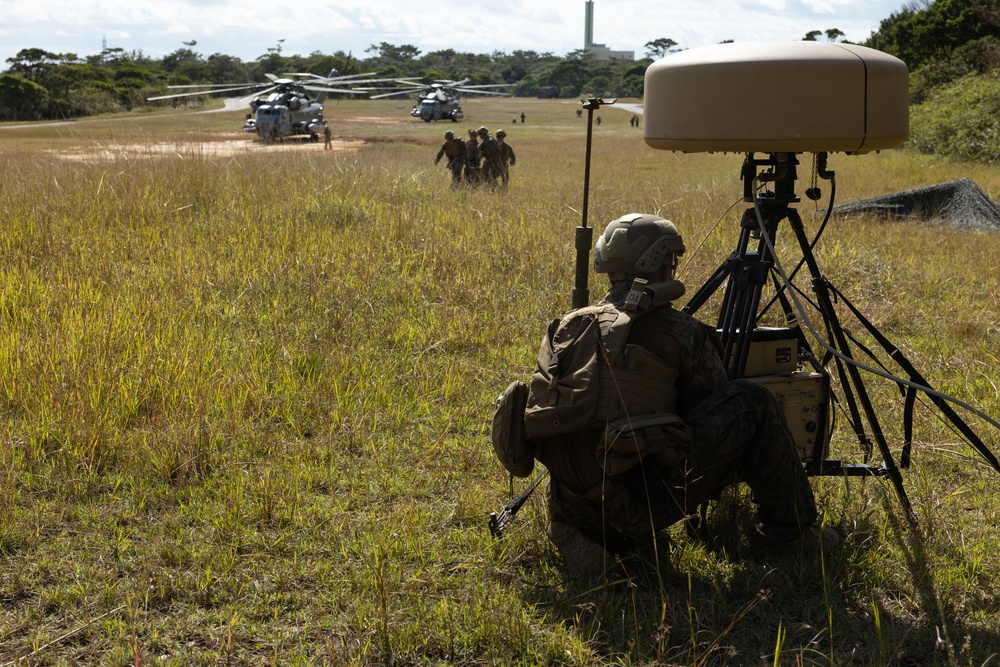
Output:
top-left (909, 70), bottom-right (1000, 162)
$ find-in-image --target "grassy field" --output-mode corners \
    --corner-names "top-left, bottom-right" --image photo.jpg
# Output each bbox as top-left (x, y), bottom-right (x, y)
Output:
top-left (2, 96), bottom-right (1000, 666)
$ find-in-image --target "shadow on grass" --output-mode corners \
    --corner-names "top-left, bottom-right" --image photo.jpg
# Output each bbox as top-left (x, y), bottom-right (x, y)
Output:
top-left (519, 491), bottom-right (1000, 666)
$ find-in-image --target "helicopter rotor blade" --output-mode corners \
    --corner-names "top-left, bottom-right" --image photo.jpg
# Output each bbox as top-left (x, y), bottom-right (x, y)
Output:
top-left (453, 88), bottom-right (512, 97)
top-left (163, 82), bottom-right (267, 91)
top-left (236, 88), bottom-right (274, 104)
top-left (147, 84), bottom-right (269, 101)
top-left (300, 85), bottom-right (365, 95)
top-left (369, 87), bottom-right (426, 99)
top-left (455, 83), bottom-right (513, 89)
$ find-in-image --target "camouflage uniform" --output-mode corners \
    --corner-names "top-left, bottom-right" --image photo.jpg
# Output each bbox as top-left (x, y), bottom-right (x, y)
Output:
top-left (464, 132), bottom-right (481, 185)
top-left (535, 280), bottom-right (817, 574)
top-left (435, 136), bottom-right (466, 186)
top-left (496, 134), bottom-right (516, 190)
top-left (477, 128), bottom-right (501, 187)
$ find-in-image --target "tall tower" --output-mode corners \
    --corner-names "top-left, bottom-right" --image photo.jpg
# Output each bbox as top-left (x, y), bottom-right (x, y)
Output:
top-left (584, 0), bottom-right (594, 48)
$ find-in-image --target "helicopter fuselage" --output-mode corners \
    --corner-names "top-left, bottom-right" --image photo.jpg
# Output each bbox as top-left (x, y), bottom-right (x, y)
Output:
top-left (250, 89), bottom-right (327, 141)
top-left (411, 97), bottom-right (463, 122)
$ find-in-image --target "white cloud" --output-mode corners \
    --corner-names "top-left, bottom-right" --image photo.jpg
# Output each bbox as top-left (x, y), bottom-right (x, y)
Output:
top-left (0, 0), bottom-right (906, 67)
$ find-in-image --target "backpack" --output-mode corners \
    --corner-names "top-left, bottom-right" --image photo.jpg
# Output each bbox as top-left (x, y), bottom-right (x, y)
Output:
top-left (523, 303), bottom-right (637, 442)
top-left (491, 379), bottom-right (534, 478)
top-left (490, 303), bottom-right (631, 477)
top-left (489, 280), bottom-right (685, 477)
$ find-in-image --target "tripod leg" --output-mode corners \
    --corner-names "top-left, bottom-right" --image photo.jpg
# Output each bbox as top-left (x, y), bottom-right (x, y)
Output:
top-left (786, 209), bottom-right (917, 527)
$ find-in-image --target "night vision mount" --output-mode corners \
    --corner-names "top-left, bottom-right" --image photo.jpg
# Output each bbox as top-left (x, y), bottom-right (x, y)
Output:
top-left (642, 42), bottom-right (999, 525)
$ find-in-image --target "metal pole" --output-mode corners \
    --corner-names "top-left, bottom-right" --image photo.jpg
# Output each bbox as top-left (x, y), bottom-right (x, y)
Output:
top-left (573, 97), bottom-right (615, 310)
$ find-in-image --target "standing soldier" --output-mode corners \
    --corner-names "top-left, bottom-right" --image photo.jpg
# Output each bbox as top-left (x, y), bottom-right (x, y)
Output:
top-left (496, 129), bottom-right (517, 191)
top-left (477, 126), bottom-right (501, 189)
top-left (464, 128), bottom-right (481, 186)
top-left (434, 130), bottom-right (466, 187)
top-left (323, 122), bottom-right (332, 149)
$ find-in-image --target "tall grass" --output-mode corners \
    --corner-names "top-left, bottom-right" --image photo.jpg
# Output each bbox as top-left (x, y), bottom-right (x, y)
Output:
top-left (1, 98), bottom-right (1000, 665)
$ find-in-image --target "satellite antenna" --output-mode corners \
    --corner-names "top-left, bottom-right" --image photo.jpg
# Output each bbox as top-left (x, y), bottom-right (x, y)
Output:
top-left (643, 41), bottom-right (998, 525)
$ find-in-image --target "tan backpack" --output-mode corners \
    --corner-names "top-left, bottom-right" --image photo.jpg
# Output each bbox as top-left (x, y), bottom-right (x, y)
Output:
top-left (490, 280), bottom-right (686, 478)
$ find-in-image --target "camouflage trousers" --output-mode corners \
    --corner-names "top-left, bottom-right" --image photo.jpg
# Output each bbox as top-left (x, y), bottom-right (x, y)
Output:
top-left (547, 379), bottom-right (817, 557)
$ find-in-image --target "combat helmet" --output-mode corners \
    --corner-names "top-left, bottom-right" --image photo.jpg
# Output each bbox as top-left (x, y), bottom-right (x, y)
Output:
top-left (477, 126), bottom-right (489, 137)
top-left (496, 129), bottom-right (507, 138)
top-left (594, 213), bottom-right (685, 275)
top-left (445, 130), bottom-right (455, 139)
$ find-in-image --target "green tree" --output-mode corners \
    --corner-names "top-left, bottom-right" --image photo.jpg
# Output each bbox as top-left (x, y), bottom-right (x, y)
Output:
top-left (865, 0), bottom-right (1000, 69)
top-left (804, 28), bottom-right (844, 41)
top-left (5, 48), bottom-right (67, 82)
top-left (204, 53), bottom-right (250, 83)
top-left (621, 61), bottom-right (650, 97)
top-left (162, 45), bottom-right (210, 81)
top-left (969, 0), bottom-right (1000, 25)
top-left (644, 37), bottom-right (678, 59)
top-left (545, 50), bottom-right (594, 97)
top-left (0, 72), bottom-right (49, 120)
top-left (365, 43), bottom-right (422, 67)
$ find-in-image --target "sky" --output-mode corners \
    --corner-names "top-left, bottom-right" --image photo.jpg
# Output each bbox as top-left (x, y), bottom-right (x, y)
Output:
top-left (0, 0), bottom-right (907, 68)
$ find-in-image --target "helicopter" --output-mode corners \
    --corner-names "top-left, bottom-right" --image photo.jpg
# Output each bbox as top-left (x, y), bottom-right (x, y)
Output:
top-left (368, 78), bottom-right (512, 122)
top-left (147, 70), bottom-right (397, 142)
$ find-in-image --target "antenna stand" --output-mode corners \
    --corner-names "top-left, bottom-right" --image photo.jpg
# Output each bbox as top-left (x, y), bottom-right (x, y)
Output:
top-left (573, 97), bottom-right (616, 309)
top-left (684, 153), bottom-right (925, 524)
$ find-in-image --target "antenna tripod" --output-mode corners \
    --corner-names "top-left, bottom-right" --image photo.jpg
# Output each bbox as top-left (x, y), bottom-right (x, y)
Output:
top-left (683, 152), bottom-right (968, 527)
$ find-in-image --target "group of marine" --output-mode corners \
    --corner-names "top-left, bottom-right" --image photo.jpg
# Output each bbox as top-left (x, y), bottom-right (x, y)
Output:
top-left (434, 126), bottom-right (516, 190)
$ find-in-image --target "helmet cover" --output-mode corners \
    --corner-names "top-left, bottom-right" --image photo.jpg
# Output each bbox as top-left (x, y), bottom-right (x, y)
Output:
top-left (593, 213), bottom-right (686, 275)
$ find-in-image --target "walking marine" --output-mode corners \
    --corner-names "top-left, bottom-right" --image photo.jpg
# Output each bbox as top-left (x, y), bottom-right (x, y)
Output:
top-left (492, 214), bottom-right (836, 578)
top-left (496, 130), bottom-right (516, 191)
top-left (438, 127), bottom-right (518, 190)
top-left (434, 130), bottom-right (466, 187)
top-left (477, 126), bottom-right (501, 188)
top-left (464, 129), bottom-right (481, 185)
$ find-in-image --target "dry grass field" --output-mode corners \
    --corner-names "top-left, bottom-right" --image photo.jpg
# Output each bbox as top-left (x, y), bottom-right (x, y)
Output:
top-left (2, 96), bottom-right (1000, 665)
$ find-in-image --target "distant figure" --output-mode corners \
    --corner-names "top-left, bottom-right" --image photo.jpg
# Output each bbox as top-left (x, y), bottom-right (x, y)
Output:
top-left (323, 123), bottom-right (332, 149)
top-left (435, 130), bottom-right (466, 187)
top-left (513, 118), bottom-right (518, 124)
top-left (629, 115), bottom-right (635, 128)
top-left (633, 114), bottom-right (641, 128)
top-left (597, 115), bottom-right (602, 126)
top-left (496, 129), bottom-right (516, 191)
top-left (464, 128), bottom-right (481, 186)
top-left (520, 112), bottom-right (526, 124)
top-left (576, 109), bottom-right (583, 118)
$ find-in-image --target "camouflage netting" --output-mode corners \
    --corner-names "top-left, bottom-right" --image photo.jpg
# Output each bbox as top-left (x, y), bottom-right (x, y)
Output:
top-left (832, 178), bottom-right (1000, 232)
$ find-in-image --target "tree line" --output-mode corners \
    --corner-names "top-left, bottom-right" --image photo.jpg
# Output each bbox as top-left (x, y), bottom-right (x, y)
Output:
top-left (0, 31), bottom-right (844, 122)
top-left (2, 0), bottom-right (999, 127)
top-left (0, 40), bottom-right (651, 122)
